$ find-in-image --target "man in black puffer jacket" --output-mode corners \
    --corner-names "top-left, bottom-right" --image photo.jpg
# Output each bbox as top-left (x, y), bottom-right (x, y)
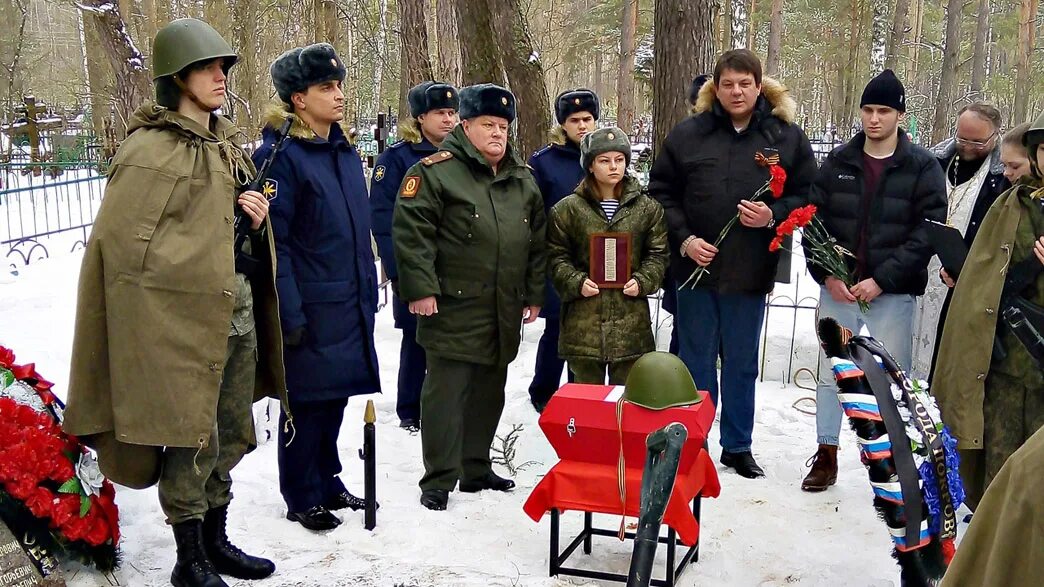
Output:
top-left (801, 70), bottom-right (947, 493)
top-left (650, 50), bottom-right (817, 479)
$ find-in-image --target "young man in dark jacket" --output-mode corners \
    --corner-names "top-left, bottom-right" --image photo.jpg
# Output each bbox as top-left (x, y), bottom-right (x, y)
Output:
top-left (649, 50), bottom-right (817, 478)
top-left (526, 89), bottom-right (599, 412)
top-left (370, 81), bottom-right (459, 431)
top-left (801, 70), bottom-right (947, 491)
top-left (255, 43), bottom-right (381, 531)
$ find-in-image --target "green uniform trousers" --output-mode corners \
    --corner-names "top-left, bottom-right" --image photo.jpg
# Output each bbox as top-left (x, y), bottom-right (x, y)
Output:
top-left (419, 355), bottom-right (508, 491)
top-left (158, 276), bottom-right (257, 524)
top-left (568, 358), bottom-right (637, 386)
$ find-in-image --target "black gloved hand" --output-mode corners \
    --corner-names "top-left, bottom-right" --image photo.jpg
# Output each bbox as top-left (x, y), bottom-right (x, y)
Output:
top-left (284, 326), bottom-right (307, 347)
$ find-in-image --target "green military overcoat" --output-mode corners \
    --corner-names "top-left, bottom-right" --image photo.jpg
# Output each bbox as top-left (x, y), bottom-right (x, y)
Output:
top-left (392, 124), bottom-right (547, 366)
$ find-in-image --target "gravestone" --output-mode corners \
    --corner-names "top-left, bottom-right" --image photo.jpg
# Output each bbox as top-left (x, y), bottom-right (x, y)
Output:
top-left (0, 519), bottom-right (64, 587)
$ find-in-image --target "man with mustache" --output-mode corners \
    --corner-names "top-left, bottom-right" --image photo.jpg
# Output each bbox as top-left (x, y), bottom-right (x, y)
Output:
top-left (392, 84), bottom-right (547, 511)
top-left (371, 81), bottom-right (460, 432)
top-left (255, 43), bottom-right (381, 532)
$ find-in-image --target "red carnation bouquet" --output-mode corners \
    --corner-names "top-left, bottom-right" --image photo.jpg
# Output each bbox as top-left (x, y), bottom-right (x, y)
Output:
top-left (0, 345), bottom-right (120, 574)
top-left (681, 161), bottom-right (787, 288)
top-left (769, 205), bottom-right (869, 313)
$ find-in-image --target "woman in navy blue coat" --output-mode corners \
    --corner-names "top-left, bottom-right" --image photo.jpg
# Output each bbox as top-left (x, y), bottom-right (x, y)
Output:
top-left (255, 44), bottom-right (380, 532)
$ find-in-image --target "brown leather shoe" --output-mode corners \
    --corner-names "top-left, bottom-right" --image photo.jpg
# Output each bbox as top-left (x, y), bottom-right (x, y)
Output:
top-left (801, 444), bottom-right (838, 492)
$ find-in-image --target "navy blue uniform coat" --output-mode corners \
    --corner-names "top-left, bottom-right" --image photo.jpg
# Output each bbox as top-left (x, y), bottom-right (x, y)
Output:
top-left (253, 111), bottom-right (381, 402)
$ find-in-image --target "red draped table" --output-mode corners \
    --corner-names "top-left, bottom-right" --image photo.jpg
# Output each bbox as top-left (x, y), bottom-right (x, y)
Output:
top-left (523, 384), bottom-right (721, 586)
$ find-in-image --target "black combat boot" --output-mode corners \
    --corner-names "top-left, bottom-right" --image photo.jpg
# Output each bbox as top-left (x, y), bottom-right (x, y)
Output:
top-left (171, 520), bottom-right (228, 587)
top-left (202, 504), bottom-right (276, 580)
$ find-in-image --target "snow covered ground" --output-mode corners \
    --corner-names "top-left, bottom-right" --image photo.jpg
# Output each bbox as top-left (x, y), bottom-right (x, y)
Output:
top-left (2, 251), bottom-right (929, 587)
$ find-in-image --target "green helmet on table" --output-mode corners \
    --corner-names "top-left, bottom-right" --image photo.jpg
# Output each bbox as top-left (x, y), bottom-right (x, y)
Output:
top-left (623, 352), bottom-right (702, 410)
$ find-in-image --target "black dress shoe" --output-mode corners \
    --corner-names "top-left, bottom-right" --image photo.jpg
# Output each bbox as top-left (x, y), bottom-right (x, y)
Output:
top-left (399, 418), bottom-right (420, 432)
top-left (420, 489), bottom-right (448, 511)
top-left (459, 472), bottom-right (516, 493)
top-left (720, 450), bottom-right (765, 479)
top-left (286, 506), bottom-right (341, 531)
top-left (324, 490), bottom-right (378, 512)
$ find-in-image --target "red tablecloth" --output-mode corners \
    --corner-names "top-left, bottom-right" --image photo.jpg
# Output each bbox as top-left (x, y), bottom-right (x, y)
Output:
top-left (523, 450), bottom-right (719, 546)
top-left (523, 384), bottom-right (721, 546)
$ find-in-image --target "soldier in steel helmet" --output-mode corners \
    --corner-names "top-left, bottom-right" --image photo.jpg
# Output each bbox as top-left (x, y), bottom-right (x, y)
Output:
top-left (63, 18), bottom-right (286, 587)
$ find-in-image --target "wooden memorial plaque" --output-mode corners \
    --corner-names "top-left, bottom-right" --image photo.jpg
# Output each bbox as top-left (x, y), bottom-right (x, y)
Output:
top-left (0, 520), bottom-right (64, 587)
top-left (589, 232), bottom-right (631, 288)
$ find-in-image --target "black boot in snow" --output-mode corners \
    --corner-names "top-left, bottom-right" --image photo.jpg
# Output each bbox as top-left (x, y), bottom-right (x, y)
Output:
top-left (171, 520), bottom-right (228, 587)
top-left (202, 504), bottom-right (276, 580)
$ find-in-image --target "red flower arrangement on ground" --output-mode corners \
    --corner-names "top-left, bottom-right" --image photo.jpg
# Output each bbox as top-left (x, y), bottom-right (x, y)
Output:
top-left (768, 205), bottom-right (869, 313)
top-left (0, 345), bottom-right (120, 572)
top-left (681, 160), bottom-right (788, 288)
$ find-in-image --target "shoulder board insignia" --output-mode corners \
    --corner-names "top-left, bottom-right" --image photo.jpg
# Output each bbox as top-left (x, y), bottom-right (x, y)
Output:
top-left (533, 145), bottom-right (552, 157)
top-left (422, 151), bottom-right (454, 166)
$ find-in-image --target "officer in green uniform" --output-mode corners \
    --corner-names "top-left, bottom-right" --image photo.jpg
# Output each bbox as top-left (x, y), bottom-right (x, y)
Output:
top-left (392, 84), bottom-right (547, 511)
top-left (63, 19), bottom-right (287, 587)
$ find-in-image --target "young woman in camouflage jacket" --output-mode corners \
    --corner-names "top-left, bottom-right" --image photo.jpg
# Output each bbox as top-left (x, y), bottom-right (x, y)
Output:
top-left (547, 127), bottom-right (669, 384)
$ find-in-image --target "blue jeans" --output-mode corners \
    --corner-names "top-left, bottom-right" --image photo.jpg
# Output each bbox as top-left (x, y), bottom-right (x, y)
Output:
top-left (676, 287), bottom-right (766, 452)
top-left (815, 289), bottom-right (915, 445)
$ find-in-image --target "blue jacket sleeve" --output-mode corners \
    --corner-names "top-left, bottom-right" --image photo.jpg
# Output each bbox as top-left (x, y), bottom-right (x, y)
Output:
top-left (254, 147), bottom-right (307, 333)
top-left (529, 153), bottom-right (553, 213)
top-left (370, 150), bottom-right (403, 281)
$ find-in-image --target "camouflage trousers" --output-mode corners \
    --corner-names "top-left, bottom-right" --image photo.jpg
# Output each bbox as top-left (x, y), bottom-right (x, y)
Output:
top-left (567, 358), bottom-right (636, 386)
top-left (158, 327), bottom-right (258, 525)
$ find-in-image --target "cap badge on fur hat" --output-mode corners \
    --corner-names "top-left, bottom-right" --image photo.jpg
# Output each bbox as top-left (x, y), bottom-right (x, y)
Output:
top-left (607, 132), bottom-right (615, 140)
top-left (574, 98), bottom-right (581, 105)
top-left (447, 91), bottom-right (452, 98)
top-left (502, 97), bottom-right (509, 106)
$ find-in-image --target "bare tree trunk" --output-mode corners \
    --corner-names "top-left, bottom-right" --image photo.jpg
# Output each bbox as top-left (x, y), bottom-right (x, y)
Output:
top-left (617, 0), bottom-right (639, 136)
top-left (970, 0), bottom-right (989, 98)
top-left (2, 0), bottom-right (29, 116)
top-left (487, 0), bottom-right (550, 158)
top-left (455, 0), bottom-right (502, 84)
top-left (435, 0), bottom-right (461, 85)
top-left (374, 0), bottom-right (390, 114)
top-left (398, 0), bottom-right (435, 118)
top-left (653, 0), bottom-right (714, 155)
top-left (78, 0), bottom-right (151, 141)
top-left (884, 0), bottom-right (911, 71)
top-left (765, 0), bottom-right (783, 76)
top-left (931, 0), bottom-right (962, 144)
top-left (141, 0), bottom-right (159, 41)
top-left (869, 0), bottom-right (888, 74)
top-left (746, 0), bottom-right (756, 49)
top-left (1013, 0), bottom-right (1037, 123)
top-left (722, 0), bottom-right (733, 49)
top-left (841, 0), bottom-right (862, 127)
top-left (229, 0), bottom-right (262, 131)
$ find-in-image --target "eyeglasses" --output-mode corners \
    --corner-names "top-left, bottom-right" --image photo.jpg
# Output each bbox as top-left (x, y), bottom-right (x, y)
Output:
top-left (954, 132), bottom-right (997, 148)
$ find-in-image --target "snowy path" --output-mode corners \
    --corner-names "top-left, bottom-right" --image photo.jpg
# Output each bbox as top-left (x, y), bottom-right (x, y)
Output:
top-left (1, 253), bottom-right (907, 587)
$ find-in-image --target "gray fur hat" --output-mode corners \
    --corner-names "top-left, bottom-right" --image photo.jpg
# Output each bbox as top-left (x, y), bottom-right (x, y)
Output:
top-left (581, 127), bottom-right (631, 170)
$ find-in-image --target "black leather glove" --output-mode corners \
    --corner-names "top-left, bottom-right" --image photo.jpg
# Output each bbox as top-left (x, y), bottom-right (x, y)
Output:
top-left (284, 326), bottom-right (307, 348)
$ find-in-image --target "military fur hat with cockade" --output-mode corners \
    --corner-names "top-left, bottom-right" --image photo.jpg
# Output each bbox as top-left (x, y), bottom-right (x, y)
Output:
top-left (554, 89), bottom-right (600, 124)
top-left (458, 84), bottom-right (516, 123)
top-left (580, 126), bottom-right (631, 170)
top-left (270, 43), bottom-right (347, 104)
top-left (408, 82), bottom-right (460, 118)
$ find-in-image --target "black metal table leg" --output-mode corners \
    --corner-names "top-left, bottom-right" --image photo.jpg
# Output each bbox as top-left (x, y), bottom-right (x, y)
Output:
top-left (550, 508), bottom-right (560, 576)
top-left (583, 512), bottom-right (593, 554)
